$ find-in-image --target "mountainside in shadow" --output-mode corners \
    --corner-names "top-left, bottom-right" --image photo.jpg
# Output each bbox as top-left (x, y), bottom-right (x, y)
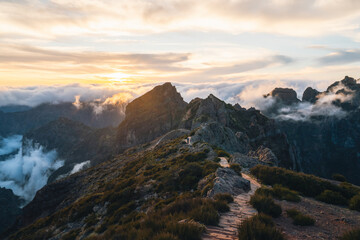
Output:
top-left (264, 76), bottom-right (360, 184)
top-left (0, 101), bottom-right (126, 136)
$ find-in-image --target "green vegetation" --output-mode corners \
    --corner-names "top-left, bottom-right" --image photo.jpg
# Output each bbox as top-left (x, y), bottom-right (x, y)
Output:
top-left (249, 193), bottom-right (282, 218)
top-left (285, 208), bottom-right (315, 226)
top-left (237, 214), bottom-right (285, 240)
top-left (9, 138), bottom-right (228, 240)
top-left (214, 193), bottom-right (234, 203)
top-left (340, 229), bottom-right (360, 240)
top-left (229, 163), bottom-right (242, 176)
top-left (212, 146), bottom-right (230, 158)
top-left (349, 194), bottom-right (360, 212)
top-left (256, 185), bottom-right (300, 202)
top-left (251, 165), bottom-right (360, 209)
top-left (332, 173), bottom-right (347, 182)
top-left (315, 190), bottom-right (348, 206)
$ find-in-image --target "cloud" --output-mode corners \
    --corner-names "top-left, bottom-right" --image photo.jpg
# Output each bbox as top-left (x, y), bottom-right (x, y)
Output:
top-left (1, 0), bottom-right (360, 38)
top-left (0, 83), bottom-right (152, 107)
top-left (0, 135), bottom-right (22, 155)
top-left (319, 49), bottom-right (360, 65)
top-left (70, 160), bottom-right (90, 175)
top-left (0, 136), bottom-right (64, 203)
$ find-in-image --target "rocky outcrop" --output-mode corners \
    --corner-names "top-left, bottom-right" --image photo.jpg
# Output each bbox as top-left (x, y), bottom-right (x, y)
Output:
top-left (248, 146), bottom-right (279, 165)
top-left (302, 87), bottom-right (320, 103)
top-left (265, 88), bottom-right (300, 105)
top-left (207, 168), bottom-right (250, 197)
top-left (117, 82), bottom-right (187, 150)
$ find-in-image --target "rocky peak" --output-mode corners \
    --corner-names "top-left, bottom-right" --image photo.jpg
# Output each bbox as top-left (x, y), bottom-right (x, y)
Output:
top-left (180, 94), bottom-right (229, 129)
top-left (265, 88), bottom-right (300, 105)
top-left (117, 82), bottom-right (187, 150)
top-left (302, 87), bottom-right (320, 103)
top-left (327, 76), bottom-right (359, 93)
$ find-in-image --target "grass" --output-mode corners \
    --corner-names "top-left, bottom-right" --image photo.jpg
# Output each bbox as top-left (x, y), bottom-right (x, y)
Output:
top-left (315, 190), bottom-right (348, 206)
top-left (214, 193), bottom-right (234, 203)
top-left (332, 173), bottom-right (347, 182)
top-left (249, 193), bottom-right (282, 218)
top-left (8, 137), bottom-right (226, 240)
top-left (237, 213), bottom-right (285, 240)
top-left (349, 194), bottom-right (360, 212)
top-left (256, 185), bottom-right (300, 202)
top-left (286, 208), bottom-right (315, 226)
top-left (340, 228), bottom-right (360, 240)
top-left (251, 165), bottom-right (360, 208)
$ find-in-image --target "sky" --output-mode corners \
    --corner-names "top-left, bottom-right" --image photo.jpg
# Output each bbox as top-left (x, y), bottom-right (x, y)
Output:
top-left (1, 0), bottom-right (360, 105)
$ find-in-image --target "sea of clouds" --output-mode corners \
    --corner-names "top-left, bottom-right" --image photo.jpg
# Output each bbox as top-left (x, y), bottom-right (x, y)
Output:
top-left (0, 136), bottom-right (64, 203)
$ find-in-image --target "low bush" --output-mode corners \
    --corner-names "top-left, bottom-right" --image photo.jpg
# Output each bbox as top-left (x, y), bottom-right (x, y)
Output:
top-left (214, 193), bottom-right (234, 203)
top-left (251, 165), bottom-right (357, 206)
top-left (213, 200), bottom-right (230, 213)
top-left (230, 163), bottom-right (242, 176)
top-left (249, 194), bottom-right (282, 218)
top-left (286, 208), bottom-right (315, 226)
top-left (214, 149), bottom-right (230, 158)
top-left (316, 190), bottom-right (348, 206)
top-left (349, 194), bottom-right (360, 212)
top-left (256, 185), bottom-right (300, 203)
top-left (332, 173), bottom-right (347, 182)
top-left (167, 221), bottom-right (205, 240)
top-left (153, 232), bottom-right (180, 240)
top-left (340, 228), bottom-right (360, 240)
top-left (237, 213), bottom-right (285, 240)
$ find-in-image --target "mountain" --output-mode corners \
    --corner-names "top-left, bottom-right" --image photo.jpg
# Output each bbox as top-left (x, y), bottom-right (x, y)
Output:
top-left (116, 82), bottom-right (187, 150)
top-left (264, 76), bottom-right (360, 184)
top-left (0, 101), bottom-right (126, 136)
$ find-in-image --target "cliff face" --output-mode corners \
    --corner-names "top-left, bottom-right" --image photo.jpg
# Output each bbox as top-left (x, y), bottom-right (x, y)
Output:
top-left (265, 76), bottom-right (360, 184)
top-left (116, 82), bottom-right (187, 150)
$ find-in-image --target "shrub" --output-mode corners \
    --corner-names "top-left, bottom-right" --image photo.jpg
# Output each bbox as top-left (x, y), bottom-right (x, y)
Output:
top-left (213, 200), bottom-right (230, 213)
top-left (230, 163), bottom-right (242, 176)
top-left (349, 194), bottom-right (360, 212)
top-left (340, 229), bottom-right (360, 240)
top-left (286, 208), bottom-right (315, 226)
top-left (215, 149), bottom-right (230, 158)
top-left (153, 232), bottom-right (180, 240)
top-left (250, 165), bottom-right (354, 202)
top-left (316, 190), bottom-right (348, 206)
top-left (256, 185), bottom-right (300, 202)
top-left (179, 163), bottom-right (203, 190)
top-left (190, 204), bottom-right (219, 225)
top-left (167, 221), bottom-right (205, 240)
top-left (293, 214), bottom-right (315, 226)
top-left (249, 194), bottom-right (282, 218)
top-left (62, 229), bottom-right (80, 240)
top-left (332, 173), bottom-right (347, 182)
top-left (214, 193), bottom-right (234, 203)
top-left (238, 213), bottom-right (285, 240)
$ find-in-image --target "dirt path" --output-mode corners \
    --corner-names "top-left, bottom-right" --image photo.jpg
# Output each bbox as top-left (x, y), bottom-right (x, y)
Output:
top-left (203, 159), bottom-right (260, 240)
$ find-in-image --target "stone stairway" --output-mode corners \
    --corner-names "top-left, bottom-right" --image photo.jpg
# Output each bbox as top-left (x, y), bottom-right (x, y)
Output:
top-left (203, 160), bottom-right (260, 240)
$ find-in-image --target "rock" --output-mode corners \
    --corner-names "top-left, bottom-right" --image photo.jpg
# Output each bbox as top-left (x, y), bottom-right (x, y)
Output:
top-left (248, 146), bottom-right (279, 166)
top-left (302, 87), bottom-right (320, 103)
top-left (265, 88), bottom-right (300, 105)
top-left (208, 168), bottom-right (250, 197)
top-left (191, 122), bottom-right (249, 153)
top-left (117, 82), bottom-right (187, 150)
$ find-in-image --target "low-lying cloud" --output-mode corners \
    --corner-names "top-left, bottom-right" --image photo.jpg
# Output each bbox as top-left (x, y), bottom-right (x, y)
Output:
top-left (0, 136), bottom-right (64, 203)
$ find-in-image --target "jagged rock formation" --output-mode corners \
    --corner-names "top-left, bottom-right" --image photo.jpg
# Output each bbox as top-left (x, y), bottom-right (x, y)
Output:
top-left (265, 88), bottom-right (300, 105)
top-left (264, 76), bottom-right (360, 184)
top-left (116, 82), bottom-right (187, 150)
top-left (302, 87), bottom-right (320, 103)
top-left (207, 167), bottom-right (250, 197)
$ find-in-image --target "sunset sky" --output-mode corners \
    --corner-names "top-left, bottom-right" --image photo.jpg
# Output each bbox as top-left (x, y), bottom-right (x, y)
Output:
top-left (1, 0), bottom-right (360, 105)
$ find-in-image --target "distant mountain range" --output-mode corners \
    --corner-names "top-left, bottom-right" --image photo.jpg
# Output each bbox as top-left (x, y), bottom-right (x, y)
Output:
top-left (1, 77), bottom-right (360, 238)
